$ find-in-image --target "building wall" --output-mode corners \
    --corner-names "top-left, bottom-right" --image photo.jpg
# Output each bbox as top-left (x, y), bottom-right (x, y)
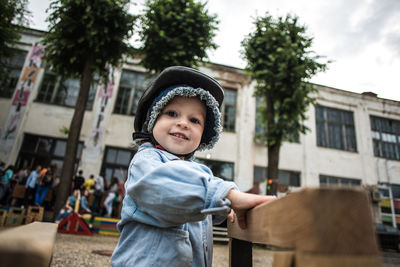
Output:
top-left (2, 29), bottom-right (400, 195)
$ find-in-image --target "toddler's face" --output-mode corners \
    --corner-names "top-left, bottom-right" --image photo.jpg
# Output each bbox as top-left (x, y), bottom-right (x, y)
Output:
top-left (153, 96), bottom-right (206, 156)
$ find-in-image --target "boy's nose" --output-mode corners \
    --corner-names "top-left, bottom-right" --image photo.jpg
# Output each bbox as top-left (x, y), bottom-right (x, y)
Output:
top-left (177, 119), bottom-right (189, 128)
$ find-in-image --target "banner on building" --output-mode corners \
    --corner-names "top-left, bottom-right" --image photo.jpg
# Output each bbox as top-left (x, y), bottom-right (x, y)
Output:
top-left (0, 45), bottom-right (45, 152)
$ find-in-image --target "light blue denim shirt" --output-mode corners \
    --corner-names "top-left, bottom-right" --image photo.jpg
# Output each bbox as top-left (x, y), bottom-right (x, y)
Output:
top-left (25, 170), bottom-right (39, 188)
top-left (111, 143), bottom-right (238, 267)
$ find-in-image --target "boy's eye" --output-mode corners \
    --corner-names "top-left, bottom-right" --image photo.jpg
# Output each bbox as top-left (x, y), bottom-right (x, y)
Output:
top-left (165, 110), bottom-right (177, 117)
top-left (190, 118), bottom-right (201, 124)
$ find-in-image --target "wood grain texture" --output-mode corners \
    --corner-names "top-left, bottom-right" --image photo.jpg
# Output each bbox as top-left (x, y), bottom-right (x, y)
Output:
top-left (228, 187), bottom-right (380, 255)
top-left (0, 222), bottom-right (58, 267)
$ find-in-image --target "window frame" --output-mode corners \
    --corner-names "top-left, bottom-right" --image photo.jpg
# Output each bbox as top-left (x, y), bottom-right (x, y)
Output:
top-left (316, 105), bottom-right (357, 152)
top-left (0, 49), bottom-right (28, 98)
top-left (113, 69), bottom-right (149, 116)
top-left (370, 115), bottom-right (400, 160)
top-left (16, 133), bottom-right (83, 176)
top-left (221, 87), bottom-right (237, 132)
top-left (100, 146), bottom-right (135, 183)
top-left (36, 70), bottom-right (97, 109)
top-left (195, 158), bottom-right (234, 181)
top-left (319, 174), bottom-right (361, 187)
top-left (253, 166), bottom-right (301, 187)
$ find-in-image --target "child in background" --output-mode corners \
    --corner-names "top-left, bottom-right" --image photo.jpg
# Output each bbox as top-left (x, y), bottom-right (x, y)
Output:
top-left (111, 66), bottom-right (275, 266)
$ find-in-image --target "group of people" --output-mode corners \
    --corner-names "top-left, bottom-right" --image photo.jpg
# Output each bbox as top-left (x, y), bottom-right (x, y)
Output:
top-left (55, 170), bottom-right (125, 224)
top-left (0, 162), bottom-right (125, 221)
top-left (0, 163), bottom-right (57, 208)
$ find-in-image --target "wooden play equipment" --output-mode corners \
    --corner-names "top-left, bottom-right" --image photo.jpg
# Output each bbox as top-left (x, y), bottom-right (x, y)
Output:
top-left (228, 187), bottom-right (382, 267)
top-left (25, 206), bottom-right (44, 224)
top-left (5, 207), bottom-right (25, 226)
top-left (57, 192), bottom-right (92, 236)
top-left (0, 222), bottom-right (58, 267)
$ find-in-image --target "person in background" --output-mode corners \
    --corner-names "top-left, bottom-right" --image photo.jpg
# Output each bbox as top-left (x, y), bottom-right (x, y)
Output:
top-left (34, 166), bottom-right (54, 206)
top-left (83, 174), bottom-right (96, 192)
top-left (55, 189), bottom-right (80, 223)
top-left (103, 177), bottom-right (119, 217)
top-left (24, 165), bottom-right (41, 207)
top-left (73, 170), bottom-right (85, 191)
top-left (0, 165), bottom-right (14, 204)
top-left (91, 174), bottom-right (105, 212)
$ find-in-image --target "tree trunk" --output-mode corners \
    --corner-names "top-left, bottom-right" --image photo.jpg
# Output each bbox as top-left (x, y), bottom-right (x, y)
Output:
top-left (265, 92), bottom-right (281, 195)
top-left (54, 58), bottom-right (93, 220)
top-left (267, 143), bottom-right (280, 195)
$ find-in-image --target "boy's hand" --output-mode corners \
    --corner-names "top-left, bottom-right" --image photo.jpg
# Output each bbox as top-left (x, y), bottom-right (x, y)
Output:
top-left (226, 190), bottom-right (276, 229)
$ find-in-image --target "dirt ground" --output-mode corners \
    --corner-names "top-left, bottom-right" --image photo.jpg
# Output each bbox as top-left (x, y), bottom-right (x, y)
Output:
top-left (50, 233), bottom-right (274, 266)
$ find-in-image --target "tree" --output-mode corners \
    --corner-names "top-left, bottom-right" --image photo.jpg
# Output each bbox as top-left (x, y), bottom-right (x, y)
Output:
top-left (241, 13), bottom-right (328, 195)
top-left (139, 0), bottom-right (218, 73)
top-left (43, 0), bottom-right (136, 216)
top-left (0, 0), bottom-right (31, 80)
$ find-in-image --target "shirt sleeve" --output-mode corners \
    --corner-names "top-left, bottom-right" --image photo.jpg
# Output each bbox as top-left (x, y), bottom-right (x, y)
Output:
top-left (126, 149), bottom-right (238, 227)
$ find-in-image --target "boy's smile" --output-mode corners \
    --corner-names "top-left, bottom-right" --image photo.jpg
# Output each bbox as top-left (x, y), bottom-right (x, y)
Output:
top-left (152, 96), bottom-right (206, 156)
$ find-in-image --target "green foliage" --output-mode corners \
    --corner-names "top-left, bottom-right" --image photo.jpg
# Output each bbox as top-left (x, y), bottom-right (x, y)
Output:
top-left (0, 0), bottom-right (31, 79)
top-left (43, 0), bottom-right (136, 79)
top-left (139, 0), bottom-right (218, 73)
top-left (242, 13), bottom-right (328, 146)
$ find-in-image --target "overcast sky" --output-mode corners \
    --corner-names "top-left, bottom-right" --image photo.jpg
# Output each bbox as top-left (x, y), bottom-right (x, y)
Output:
top-left (28, 0), bottom-right (400, 101)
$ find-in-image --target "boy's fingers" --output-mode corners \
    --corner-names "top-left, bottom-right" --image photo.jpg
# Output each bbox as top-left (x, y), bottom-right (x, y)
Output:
top-left (236, 211), bottom-right (247, 229)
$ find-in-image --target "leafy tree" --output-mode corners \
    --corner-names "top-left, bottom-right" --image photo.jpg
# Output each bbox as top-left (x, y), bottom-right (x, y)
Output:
top-left (242, 13), bottom-right (328, 195)
top-left (43, 0), bottom-right (136, 216)
top-left (139, 0), bottom-right (218, 73)
top-left (0, 0), bottom-right (31, 80)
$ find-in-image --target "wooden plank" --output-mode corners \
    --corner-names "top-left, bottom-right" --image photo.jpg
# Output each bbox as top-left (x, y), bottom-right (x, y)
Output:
top-left (228, 187), bottom-right (379, 255)
top-left (0, 222), bottom-right (58, 267)
top-left (295, 251), bottom-right (383, 267)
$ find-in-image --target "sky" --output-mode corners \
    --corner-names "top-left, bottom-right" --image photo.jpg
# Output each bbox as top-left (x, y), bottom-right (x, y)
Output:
top-left (27, 0), bottom-right (400, 101)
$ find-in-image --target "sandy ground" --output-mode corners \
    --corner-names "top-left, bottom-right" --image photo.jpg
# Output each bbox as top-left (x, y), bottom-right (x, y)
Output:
top-left (50, 233), bottom-right (274, 266)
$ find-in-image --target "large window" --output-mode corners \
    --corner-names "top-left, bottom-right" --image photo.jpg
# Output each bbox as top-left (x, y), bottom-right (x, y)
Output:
top-left (36, 71), bottom-right (97, 109)
top-left (319, 175), bottom-right (361, 187)
top-left (0, 50), bottom-right (28, 98)
top-left (254, 166), bottom-right (301, 187)
top-left (16, 133), bottom-right (83, 176)
top-left (101, 146), bottom-right (135, 183)
top-left (370, 116), bottom-right (400, 160)
top-left (195, 158), bottom-right (234, 181)
top-left (316, 105), bottom-right (357, 152)
top-left (114, 70), bottom-right (150, 115)
top-left (222, 88), bottom-right (237, 132)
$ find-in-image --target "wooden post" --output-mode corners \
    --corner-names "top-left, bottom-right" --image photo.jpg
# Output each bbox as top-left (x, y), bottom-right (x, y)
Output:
top-left (229, 238), bottom-right (252, 267)
top-left (228, 187), bottom-right (382, 267)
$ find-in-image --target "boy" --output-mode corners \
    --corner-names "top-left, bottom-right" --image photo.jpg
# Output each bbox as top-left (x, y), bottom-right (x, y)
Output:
top-left (112, 66), bottom-right (275, 266)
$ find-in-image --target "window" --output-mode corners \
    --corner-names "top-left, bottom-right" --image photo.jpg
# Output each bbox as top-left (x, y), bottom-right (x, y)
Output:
top-left (16, 133), bottom-right (83, 176)
top-left (0, 50), bottom-right (28, 98)
top-left (195, 158), bottom-right (234, 181)
top-left (253, 166), bottom-right (301, 187)
top-left (36, 71), bottom-right (97, 109)
top-left (370, 116), bottom-right (400, 160)
top-left (101, 146), bottom-right (135, 183)
top-left (319, 175), bottom-right (361, 187)
top-left (114, 70), bottom-right (150, 115)
top-left (316, 105), bottom-right (357, 152)
top-left (221, 88), bottom-right (237, 132)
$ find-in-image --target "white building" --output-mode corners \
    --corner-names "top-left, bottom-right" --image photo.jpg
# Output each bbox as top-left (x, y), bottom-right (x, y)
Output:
top-left (2, 28), bottom-right (400, 225)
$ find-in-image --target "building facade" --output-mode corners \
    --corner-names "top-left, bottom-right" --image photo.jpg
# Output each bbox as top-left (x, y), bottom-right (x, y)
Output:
top-left (2, 29), bottom-right (400, 226)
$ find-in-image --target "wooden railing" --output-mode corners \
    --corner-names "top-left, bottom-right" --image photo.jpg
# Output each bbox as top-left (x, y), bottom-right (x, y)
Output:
top-left (228, 187), bottom-right (382, 267)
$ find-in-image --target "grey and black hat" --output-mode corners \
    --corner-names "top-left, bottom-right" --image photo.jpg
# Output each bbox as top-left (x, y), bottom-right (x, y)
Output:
top-left (133, 66), bottom-right (224, 152)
